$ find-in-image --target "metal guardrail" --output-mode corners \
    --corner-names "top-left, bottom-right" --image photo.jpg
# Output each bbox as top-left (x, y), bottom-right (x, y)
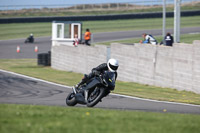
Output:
top-left (0, 10), bottom-right (199, 24)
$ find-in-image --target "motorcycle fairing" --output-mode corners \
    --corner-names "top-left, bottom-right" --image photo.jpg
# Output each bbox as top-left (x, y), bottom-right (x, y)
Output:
top-left (103, 71), bottom-right (116, 90)
top-left (75, 77), bottom-right (101, 104)
top-left (75, 93), bottom-right (86, 104)
top-left (84, 77), bottom-right (101, 91)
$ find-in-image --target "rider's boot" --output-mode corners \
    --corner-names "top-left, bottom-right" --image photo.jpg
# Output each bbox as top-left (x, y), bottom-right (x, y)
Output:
top-left (73, 74), bottom-right (89, 92)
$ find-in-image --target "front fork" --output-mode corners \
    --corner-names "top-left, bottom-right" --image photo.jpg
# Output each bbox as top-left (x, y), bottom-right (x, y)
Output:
top-left (84, 87), bottom-right (99, 103)
top-left (84, 90), bottom-right (89, 103)
top-left (72, 87), bottom-right (77, 94)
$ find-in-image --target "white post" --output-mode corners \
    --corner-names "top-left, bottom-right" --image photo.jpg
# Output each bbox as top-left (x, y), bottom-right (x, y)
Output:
top-left (163, 0), bottom-right (166, 45)
top-left (177, 0), bottom-right (181, 43)
top-left (174, 0), bottom-right (181, 43)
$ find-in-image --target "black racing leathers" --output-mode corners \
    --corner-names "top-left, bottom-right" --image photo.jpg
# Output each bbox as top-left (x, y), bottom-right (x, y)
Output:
top-left (76, 63), bottom-right (117, 88)
top-left (92, 63), bottom-right (117, 80)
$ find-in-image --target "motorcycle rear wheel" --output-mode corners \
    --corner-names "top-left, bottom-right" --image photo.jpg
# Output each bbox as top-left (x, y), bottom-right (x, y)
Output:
top-left (66, 92), bottom-right (77, 106)
top-left (87, 87), bottom-right (105, 107)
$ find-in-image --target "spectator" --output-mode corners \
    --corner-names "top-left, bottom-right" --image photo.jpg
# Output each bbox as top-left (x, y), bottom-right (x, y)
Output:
top-left (163, 33), bottom-right (174, 46)
top-left (139, 33), bottom-right (158, 45)
top-left (73, 34), bottom-right (79, 47)
top-left (84, 29), bottom-right (91, 46)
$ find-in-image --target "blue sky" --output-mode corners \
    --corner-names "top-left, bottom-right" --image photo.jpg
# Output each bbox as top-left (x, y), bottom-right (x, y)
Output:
top-left (0, 0), bottom-right (162, 10)
top-left (0, 0), bottom-right (198, 10)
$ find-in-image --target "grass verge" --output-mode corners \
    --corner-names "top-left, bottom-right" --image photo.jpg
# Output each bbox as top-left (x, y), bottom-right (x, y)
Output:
top-left (0, 104), bottom-right (200, 133)
top-left (0, 59), bottom-right (200, 105)
top-left (96, 33), bottom-right (200, 45)
top-left (0, 16), bottom-right (199, 40)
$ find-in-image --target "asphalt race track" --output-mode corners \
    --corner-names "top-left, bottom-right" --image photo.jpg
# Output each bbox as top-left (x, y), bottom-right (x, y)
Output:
top-left (0, 70), bottom-right (200, 114)
top-left (0, 27), bottom-right (200, 59)
top-left (0, 28), bottom-right (200, 114)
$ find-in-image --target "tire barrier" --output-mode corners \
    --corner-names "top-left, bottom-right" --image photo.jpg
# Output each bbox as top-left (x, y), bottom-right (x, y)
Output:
top-left (0, 10), bottom-right (199, 24)
top-left (37, 51), bottom-right (51, 66)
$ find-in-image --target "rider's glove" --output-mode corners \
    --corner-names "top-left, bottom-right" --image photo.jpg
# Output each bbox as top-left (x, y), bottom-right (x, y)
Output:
top-left (92, 70), bottom-right (100, 76)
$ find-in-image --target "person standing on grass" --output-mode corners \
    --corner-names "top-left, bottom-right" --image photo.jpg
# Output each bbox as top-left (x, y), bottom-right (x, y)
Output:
top-left (84, 29), bottom-right (91, 46)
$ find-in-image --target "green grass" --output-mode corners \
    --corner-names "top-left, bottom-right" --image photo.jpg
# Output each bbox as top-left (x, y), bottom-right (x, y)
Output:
top-left (0, 22), bottom-right (51, 40)
top-left (0, 59), bottom-right (82, 85)
top-left (0, 59), bottom-right (200, 105)
top-left (96, 33), bottom-right (200, 46)
top-left (0, 16), bottom-right (199, 40)
top-left (0, 104), bottom-right (200, 133)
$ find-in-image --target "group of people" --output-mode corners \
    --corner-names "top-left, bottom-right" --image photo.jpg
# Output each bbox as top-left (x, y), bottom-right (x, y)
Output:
top-left (25, 29), bottom-right (91, 46)
top-left (75, 30), bottom-right (174, 47)
top-left (72, 32), bottom-right (174, 94)
top-left (73, 28), bottom-right (92, 47)
top-left (139, 33), bottom-right (174, 46)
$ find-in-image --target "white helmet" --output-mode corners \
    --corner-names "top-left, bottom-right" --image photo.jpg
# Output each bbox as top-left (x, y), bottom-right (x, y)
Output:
top-left (107, 58), bottom-right (119, 72)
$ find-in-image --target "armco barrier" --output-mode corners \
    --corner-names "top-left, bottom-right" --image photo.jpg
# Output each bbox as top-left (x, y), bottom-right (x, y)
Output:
top-left (52, 40), bottom-right (200, 94)
top-left (1, 10), bottom-right (200, 23)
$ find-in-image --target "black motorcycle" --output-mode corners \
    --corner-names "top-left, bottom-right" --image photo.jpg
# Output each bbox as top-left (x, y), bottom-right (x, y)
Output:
top-left (66, 71), bottom-right (116, 107)
top-left (24, 36), bottom-right (34, 43)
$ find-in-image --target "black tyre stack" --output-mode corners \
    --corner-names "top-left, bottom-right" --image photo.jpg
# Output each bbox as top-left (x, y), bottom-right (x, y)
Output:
top-left (37, 51), bottom-right (51, 66)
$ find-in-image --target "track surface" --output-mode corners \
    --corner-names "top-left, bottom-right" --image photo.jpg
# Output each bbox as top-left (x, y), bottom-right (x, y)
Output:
top-left (0, 70), bottom-right (200, 114)
top-left (0, 27), bottom-right (200, 59)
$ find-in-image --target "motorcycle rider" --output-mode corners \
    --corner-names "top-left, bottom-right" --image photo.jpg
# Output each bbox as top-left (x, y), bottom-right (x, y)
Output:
top-left (25, 33), bottom-right (34, 43)
top-left (73, 58), bottom-right (119, 91)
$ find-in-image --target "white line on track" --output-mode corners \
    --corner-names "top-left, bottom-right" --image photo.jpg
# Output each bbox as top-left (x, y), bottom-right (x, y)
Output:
top-left (1, 69), bottom-right (200, 108)
top-left (0, 69), bottom-right (69, 89)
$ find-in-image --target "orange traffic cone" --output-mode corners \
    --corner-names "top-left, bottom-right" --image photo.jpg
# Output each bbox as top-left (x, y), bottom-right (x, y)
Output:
top-left (17, 46), bottom-right (20, 53)
top-left (34, 46), bottom-right (38, 52)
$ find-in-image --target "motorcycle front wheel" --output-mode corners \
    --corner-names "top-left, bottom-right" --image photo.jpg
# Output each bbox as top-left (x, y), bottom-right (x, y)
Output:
top-left (66, 92), bottom-right (77, 106)
top-left (87, 87), bottom-right (105, 107)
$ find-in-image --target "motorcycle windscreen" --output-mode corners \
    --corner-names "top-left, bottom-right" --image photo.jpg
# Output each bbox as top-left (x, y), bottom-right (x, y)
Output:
top-left (104, 71), bottom-right (116, 89)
